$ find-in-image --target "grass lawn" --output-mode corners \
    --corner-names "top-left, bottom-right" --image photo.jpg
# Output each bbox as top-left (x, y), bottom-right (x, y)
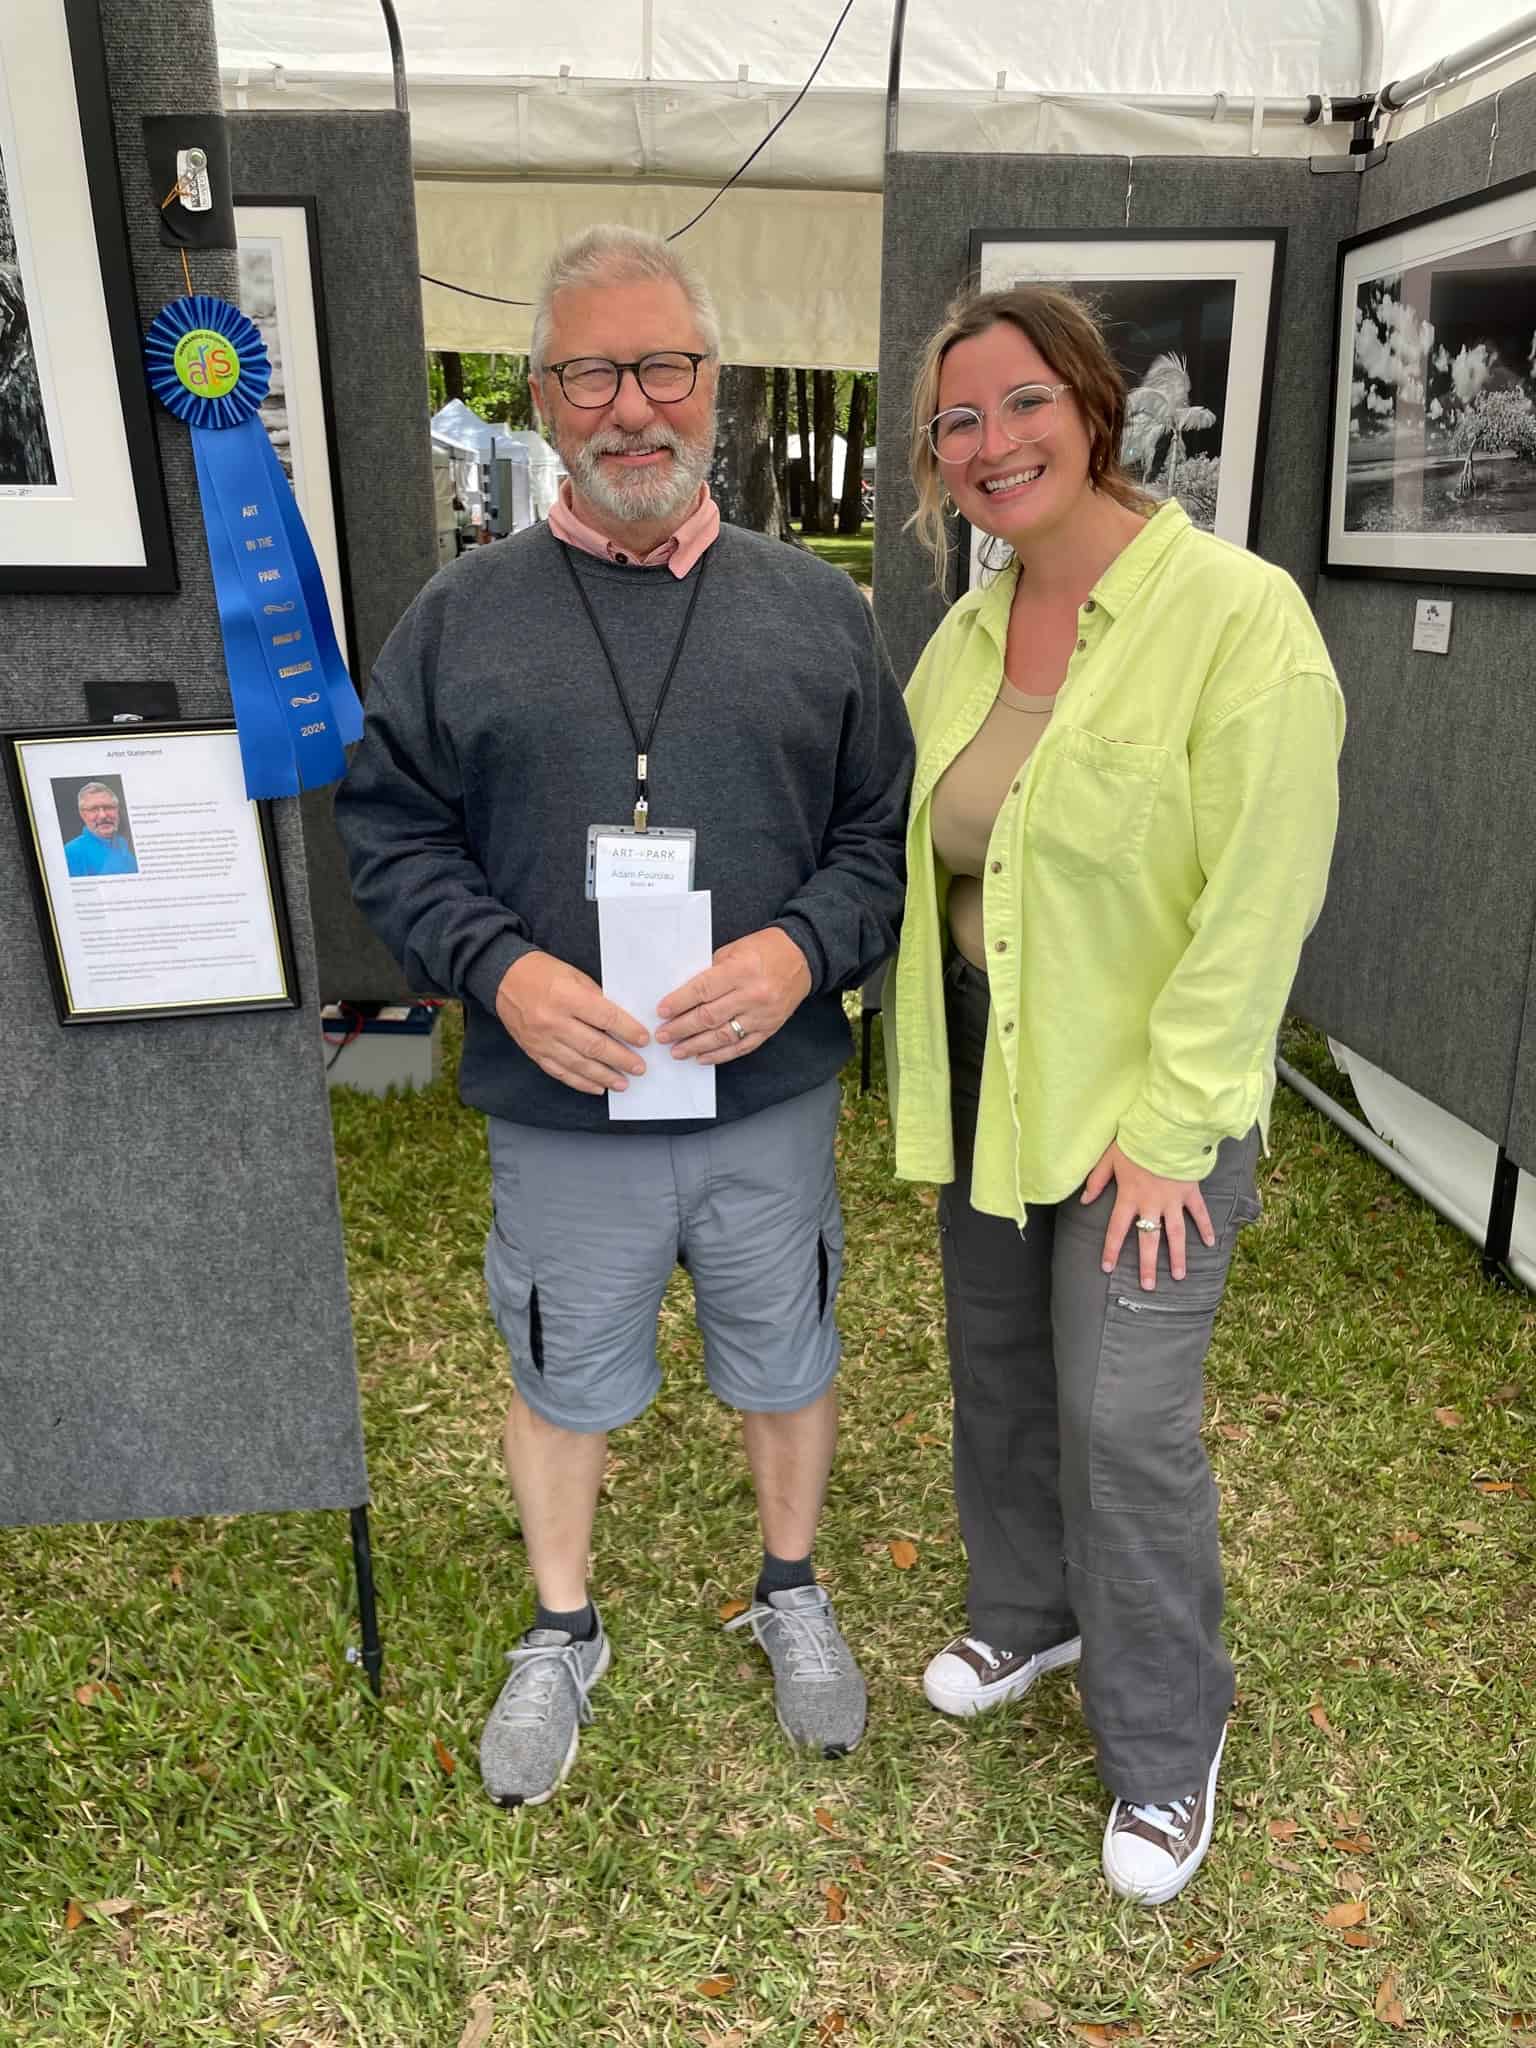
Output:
top-left (3, 1017), bottom-right (1534, 2046)
top-left (798, 524), bottom-right (874, 587)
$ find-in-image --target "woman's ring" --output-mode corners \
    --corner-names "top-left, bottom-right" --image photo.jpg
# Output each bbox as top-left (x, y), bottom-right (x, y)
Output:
top-left (727, 1017), bottom-right (748, 1042)
top-left (1134, 1215), bottom-right (1161, 1234)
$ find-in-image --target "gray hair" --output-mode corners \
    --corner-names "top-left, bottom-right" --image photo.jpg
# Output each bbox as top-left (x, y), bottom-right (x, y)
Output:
top-left (529, 226), bottom-right (720, 375)
top-left (76, 781), bottom-right (118, 808)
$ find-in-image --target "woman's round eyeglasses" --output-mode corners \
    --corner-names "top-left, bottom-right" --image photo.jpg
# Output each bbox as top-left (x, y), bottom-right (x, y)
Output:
top-left (926, 382), bottom-right (1070, 462)
top-left (546, 352), bottom-right (710, 408)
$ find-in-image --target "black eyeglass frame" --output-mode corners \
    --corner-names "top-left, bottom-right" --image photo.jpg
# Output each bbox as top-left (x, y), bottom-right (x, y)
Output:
top-left (543, 351), bottom-right (714, 408)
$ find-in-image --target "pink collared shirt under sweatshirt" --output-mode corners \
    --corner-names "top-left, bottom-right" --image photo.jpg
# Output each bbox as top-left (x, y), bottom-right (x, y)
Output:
top-left (546, 480), bottom-right (720, 576)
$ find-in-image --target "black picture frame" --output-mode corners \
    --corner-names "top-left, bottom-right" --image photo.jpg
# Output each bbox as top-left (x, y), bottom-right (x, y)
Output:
top-left (0, 0), bottom-right (176, 593)
top-left (1323, 168), bottom-right (1536, 590)
top-left (951, 227), bottom-right (1287, 597)
top-left (3, 720), bottom-right (300, 1025)
top-left (234, 194), bottom-right (359, 681)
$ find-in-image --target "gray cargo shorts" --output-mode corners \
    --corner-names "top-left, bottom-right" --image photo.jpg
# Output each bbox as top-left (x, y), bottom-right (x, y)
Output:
top-left (484, 1078), bottom-right (845, 1434)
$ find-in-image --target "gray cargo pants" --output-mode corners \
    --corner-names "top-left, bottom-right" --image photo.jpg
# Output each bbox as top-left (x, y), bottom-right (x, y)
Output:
top-left (938, 955), bottom-right (1261, 1802)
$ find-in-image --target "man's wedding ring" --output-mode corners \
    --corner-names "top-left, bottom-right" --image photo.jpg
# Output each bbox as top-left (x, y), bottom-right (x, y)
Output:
top-left (728, 1017), bottom-right (747, 1042)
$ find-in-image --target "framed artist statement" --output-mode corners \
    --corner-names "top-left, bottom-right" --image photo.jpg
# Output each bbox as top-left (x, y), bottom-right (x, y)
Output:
top-left (1326, 171), bottom-right (1536, 588)
top-left (235, 199), bottom-right (354, 673)
top-left (4, 723), bottom-right (300, 1025)
top-left (959, 230), bottom-right (1285, 593)
top-left (0, 0), bottom-right (175, 592)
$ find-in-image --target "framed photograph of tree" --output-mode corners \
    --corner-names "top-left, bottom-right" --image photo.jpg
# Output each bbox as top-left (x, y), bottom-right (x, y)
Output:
top-left (0, 0), bottom-right (175, 592)
top-left (958, 230), bottom-right (1285, 592)
top-left (1326, 172), bottom-right (1536, 587)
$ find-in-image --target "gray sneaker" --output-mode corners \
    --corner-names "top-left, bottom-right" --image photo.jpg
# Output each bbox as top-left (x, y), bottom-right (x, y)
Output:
top-left (724, 1585), bottom-right (867, 1756)
top-left (479, 1618), bottom-right (610, 1808)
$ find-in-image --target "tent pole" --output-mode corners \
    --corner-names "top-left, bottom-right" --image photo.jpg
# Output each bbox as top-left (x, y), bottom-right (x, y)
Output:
top-left (1381, 8), bottom-right (1536, 111)
top-left (885, 0), bottom-right (908, 158)
top-left (377, 0), bottom-right (408, 114)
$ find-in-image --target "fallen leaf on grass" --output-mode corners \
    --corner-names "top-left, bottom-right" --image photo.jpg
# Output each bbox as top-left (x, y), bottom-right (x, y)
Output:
top-left (1488, 1383), bottom-right (1522, 1406)
top-left (822, 1881), bottom-right (847, 1924)
top-left (1267, 1817), bottom-right (1300, 1841)
top-left (432, 1738), bottom-right (457, 1775)
top-left (813, 1806), bottom-right (839, 1834)
top-left (1375, 1973), bottom-right (1406, 2027)
top-left (457, 1992), bottom-right (495, 2048)
top-left (1015, 1998), bottom-right (1055, 2022)
top-left (1335, 1868), bottom-right (1371, 1892)
top-left (1320, 1901), bottom-right (1368, 1928)
top-left (87, 1898), bottom-right (137, 1919)
top-left (169, 1565), bottom-right (184, 1591)
top-left (1434, 1407), bottom-right (1464, 1428)
top-left (888, 1539), bottom-right (919, 1569)
top-left (718, 1599), bottom-right (749, 1622)
top-left (63, 1901), bottom-right (85, 1932)
top-left (1474, 1481), bottom-right (1516, 1495)
top-left (951, 1988), bottom-right (980, 2003)
top-left (914, 1433), bottom-right (941, 1448)
top-left (1216, 1423), bottom-right (1250, 1441)
top-left (894, 1411), bottom-right (918, 1429)
top-left (1309, 1703), bottom-right (1336, 1735)
top-left (1183, 1950), bottom-right (1223, 1975)
top-left (694, 1875), bottom-right (717, 1897)
top-left (1332, 1834), bottom-right (1374, 1854)
top-left (1071, 2026), bottom-right (1142, 2044)
top-left (1450, 1520), bottom-right (1486, 1536)
top-left (818, 2016), bottom-right (847, 2040)
top-left (1391, 1528), bottom-right (1422, 1546)
top-left (697, 1977), bottom-right (735, 1999)
top-left (1341, 1929), bottom-right (1380, 1949)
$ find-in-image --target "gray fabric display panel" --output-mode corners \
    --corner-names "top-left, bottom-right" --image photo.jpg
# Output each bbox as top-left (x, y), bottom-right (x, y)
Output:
top-left (230, 113), bottom-right (438, 1004)
top-left (0, 0), bottom-right (367, 1527)
top-left (1293, 79), bottom-right (1536, 1162)
top-left (873, 152), bottom-right (1360, 686)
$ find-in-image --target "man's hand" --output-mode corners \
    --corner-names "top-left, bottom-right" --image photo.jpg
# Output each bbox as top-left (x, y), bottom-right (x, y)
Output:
top-left (656, 928), bottom-right (812, 1066)
top-left (494, 951), bottom-right (649, 1096)
top-left (1080, 1139), bottom-right (1216, 1292)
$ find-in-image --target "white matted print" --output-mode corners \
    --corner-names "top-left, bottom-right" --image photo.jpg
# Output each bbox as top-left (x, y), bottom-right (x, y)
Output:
top-left (0, 0), bottom-right (172, 589)
top-left (963, 232), bottom-right (1283, 590)
top-left (236, 202), bottom-right (351, 669)
top-left (1327, 173), bottom-right (1536, 587)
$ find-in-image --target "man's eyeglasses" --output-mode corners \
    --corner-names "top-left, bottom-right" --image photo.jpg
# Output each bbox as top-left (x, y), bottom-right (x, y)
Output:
top-left (925, 383), bottom-right (1071, 463)
top-left (545, 352), bottom-right (711, 409)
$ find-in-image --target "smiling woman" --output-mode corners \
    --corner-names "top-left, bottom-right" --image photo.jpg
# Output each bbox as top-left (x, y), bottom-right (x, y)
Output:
top-left (887, 279), bottom-right (1346, 1908)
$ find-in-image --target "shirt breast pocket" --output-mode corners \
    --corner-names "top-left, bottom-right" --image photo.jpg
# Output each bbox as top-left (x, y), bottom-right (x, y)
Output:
top-left (1023, 725), bottom-right (1169, 881)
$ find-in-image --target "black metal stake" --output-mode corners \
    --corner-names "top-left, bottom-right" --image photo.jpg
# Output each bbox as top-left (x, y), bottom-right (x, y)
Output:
top-left (349, 1503), bottom-right (384, 1696)
top-left (1482, 1148), bottom-right (1520, 1288)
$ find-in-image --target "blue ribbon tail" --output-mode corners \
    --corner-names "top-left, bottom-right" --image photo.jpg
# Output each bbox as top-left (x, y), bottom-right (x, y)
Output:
top-left (194, 417), bottom-right (359, 798)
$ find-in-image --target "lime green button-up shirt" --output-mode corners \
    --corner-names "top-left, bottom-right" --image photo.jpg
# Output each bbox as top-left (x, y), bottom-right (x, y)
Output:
top-left (887, 502), bottom-right (1345, 1224)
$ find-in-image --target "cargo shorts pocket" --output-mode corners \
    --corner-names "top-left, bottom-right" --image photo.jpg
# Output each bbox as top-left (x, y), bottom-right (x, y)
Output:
top-left (817, 1191), bottom-right (846, 1322)
top-left (485, 1206), bottom-right (543, 1376)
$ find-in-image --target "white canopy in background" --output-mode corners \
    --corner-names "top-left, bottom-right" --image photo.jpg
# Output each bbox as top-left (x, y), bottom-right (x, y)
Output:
top-left (214, 1), bottom-right (1535, 362)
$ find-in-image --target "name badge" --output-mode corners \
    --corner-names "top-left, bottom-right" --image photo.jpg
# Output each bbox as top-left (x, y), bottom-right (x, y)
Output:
top-left (585, 824), bottom-right (697, 901)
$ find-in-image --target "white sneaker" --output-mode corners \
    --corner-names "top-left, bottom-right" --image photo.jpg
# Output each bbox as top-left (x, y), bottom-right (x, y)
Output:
top-left (922, 1629), bottom-right (1082, 1718)
top-left (1101, 1725), bottom-right (1227, 1906)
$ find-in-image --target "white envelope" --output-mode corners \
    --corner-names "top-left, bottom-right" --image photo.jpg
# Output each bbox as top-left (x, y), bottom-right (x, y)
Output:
top-left (598, 890), bottom-right (716, 1122)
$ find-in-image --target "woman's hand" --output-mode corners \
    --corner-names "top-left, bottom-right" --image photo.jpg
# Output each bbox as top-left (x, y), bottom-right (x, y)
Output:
top-left (1081, 1140), bottom-right (1216, 1292)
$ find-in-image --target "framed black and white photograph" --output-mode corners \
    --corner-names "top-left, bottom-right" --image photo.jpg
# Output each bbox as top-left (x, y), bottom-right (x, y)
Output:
top-left (0, 0), bottom-right (174, 592)
top-left (1326, 172), bottom-right (1536, 587)
top-left (4, 722), bottom-right (299, 1025)
top-left (961, 230), bottom-right (1285, 591)
top-left (235, 199), bottom-right (354, 672)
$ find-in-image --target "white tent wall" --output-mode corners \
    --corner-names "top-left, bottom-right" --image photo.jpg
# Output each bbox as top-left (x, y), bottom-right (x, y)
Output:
top-left (215, 3), bottom-right (1536, 365)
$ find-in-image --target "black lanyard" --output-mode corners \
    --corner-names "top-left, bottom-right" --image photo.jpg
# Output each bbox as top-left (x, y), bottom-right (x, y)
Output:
top-left (558, 540), bottom-right (709, 831)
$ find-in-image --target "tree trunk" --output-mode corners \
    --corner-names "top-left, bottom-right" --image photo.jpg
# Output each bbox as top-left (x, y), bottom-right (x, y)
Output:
top-left (795, 368), bottom-right (815, 529)
top-left (812, 369), bottom-right (837, 532)
top-left (837, 373), bottom-right (870, 535)
top-left (440, 350), bottom-right (464, 403)
top-left (709, 365), bottom-right (782, 536)
top-left (771, 368), bottom-right (793, 540)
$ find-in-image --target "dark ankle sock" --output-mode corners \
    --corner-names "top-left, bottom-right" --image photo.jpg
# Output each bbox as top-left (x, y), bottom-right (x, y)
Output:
top-left (755, 1550), bottom-right (815, 1604)
top-left (535, 1599), bottom-right (597, 1641)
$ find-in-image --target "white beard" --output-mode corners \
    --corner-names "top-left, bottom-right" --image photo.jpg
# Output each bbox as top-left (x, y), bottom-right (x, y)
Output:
top-left (561, 420), bottom-right (716, 526)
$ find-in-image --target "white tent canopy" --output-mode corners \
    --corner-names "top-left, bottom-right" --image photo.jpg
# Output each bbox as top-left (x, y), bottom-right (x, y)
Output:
top-left (214, 2), bottom-right (1536, 362)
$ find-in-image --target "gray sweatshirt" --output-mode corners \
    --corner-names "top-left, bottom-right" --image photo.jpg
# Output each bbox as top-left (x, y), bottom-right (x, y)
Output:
top-left (334, 521), bottom-right (913, 1133)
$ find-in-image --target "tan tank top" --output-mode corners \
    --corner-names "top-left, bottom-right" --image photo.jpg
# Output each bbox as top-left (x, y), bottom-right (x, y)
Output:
top-left (931, 680), bottom-right (1059, 969)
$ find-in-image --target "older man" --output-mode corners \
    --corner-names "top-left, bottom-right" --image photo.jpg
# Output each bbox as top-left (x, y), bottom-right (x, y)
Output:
top-left (64, 782), bottom-right (137, 877)
top-left (336, 227), bottom-right (912, 1806)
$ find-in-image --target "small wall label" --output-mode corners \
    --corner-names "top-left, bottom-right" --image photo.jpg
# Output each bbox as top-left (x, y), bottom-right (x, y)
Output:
top-left (1412, 599), bottom-right (1453, 655)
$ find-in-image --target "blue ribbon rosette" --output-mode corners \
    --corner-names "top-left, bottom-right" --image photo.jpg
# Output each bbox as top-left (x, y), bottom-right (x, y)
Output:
top-left (145, 294), bottom-right (362, 798)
